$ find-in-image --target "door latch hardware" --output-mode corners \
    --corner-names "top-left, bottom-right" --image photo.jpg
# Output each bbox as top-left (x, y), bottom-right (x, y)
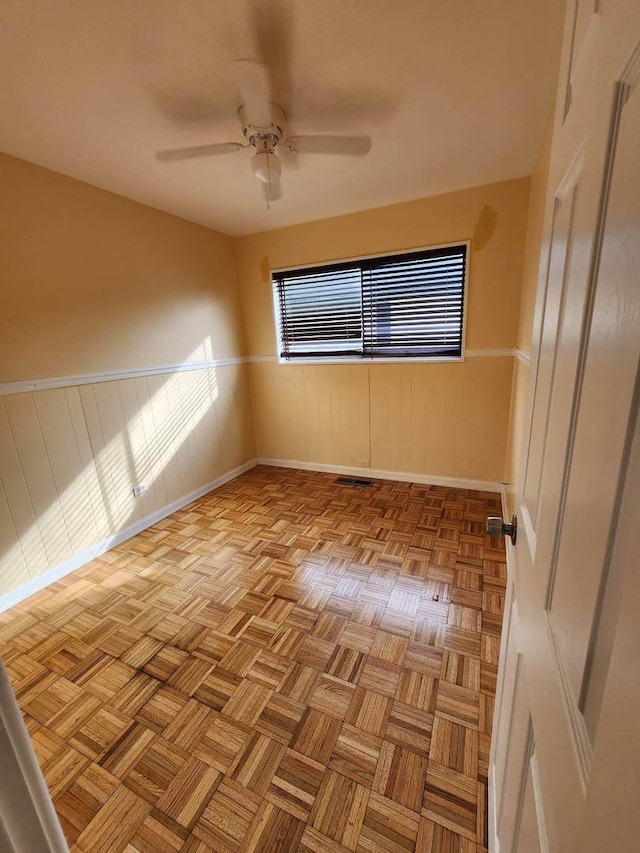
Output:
top-left (486, 514), bottom-right (517, 546)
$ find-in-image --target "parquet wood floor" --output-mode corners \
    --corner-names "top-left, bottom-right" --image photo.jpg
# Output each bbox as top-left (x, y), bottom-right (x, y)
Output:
top-left (0, 465), bottom-right (506, 852)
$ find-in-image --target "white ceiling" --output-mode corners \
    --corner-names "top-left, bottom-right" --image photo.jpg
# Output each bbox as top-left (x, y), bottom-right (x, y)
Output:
top-left (0, 1), bottom-right (564, 236)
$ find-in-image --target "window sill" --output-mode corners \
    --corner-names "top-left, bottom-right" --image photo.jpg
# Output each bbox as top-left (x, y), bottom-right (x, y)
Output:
top-left (275, 356), bottom-right (466, 366)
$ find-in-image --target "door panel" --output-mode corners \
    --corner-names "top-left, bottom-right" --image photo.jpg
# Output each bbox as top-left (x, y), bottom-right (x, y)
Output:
top-left (495, 648), bottom-right (532, 850)
top-left (491, 582), bottom-right (518, 810)
top-left (514, 749), bottom-right (546, 853)
top-left (522, 181), bottom-right (579, 536)
top-left (491, 2), bottom-right (640, 851)
top-left (564, 0), bottom-right (601, 117)
top-left (577, 378), bottom-right (640, 853)
top-left (546, 78), bottom-right (640, 711)
top-left (575, 73), bottom-right (640, 742)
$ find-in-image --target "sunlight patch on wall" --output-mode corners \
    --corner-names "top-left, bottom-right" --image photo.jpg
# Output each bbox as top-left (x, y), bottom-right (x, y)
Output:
top-left (0, 341), bottom-right (222, 595)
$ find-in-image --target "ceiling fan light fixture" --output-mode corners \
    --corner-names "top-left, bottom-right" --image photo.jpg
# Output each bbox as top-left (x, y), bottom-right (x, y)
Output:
top-left (252, 150), bottom-right (281, 184)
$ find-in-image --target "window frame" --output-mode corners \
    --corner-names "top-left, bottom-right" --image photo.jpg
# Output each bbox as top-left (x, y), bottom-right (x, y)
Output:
top-left (270, 240), bottom-right (471, 365)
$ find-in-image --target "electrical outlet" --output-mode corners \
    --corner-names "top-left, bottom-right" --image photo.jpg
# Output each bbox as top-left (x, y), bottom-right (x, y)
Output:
top-left (132, 482), bottom-right (148, 497)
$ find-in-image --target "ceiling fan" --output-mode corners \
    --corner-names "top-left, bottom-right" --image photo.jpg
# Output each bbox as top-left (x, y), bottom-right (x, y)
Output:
top-left (155, 58), bottom-right (372, 205)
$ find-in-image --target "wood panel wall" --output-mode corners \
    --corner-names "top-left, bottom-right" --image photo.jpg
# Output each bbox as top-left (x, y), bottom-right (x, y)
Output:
top-left (0, 364), bottom-right (255, 598)
top-left (250, 359), bottom-right (513, 483)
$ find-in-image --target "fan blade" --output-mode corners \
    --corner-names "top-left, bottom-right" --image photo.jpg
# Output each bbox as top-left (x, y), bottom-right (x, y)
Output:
top-left (262, 175), bottom-right (283, 205)
top-left (293, 88), bottom-right (398, 128)
top-left (286, 136), bottom-right (372, 156)
top-left (233, 59), bottom-right (272, 127)
top-left (151, 90), bottom-right (233, 128)
top-left (156, 142), bottom-right (243, 162)
top-left (250, 0), bottom-right (294, 111)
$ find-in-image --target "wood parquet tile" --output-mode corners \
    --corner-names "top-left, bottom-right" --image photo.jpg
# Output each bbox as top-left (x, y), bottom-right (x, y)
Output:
top-left (0, 465), bottom-right (506, 852)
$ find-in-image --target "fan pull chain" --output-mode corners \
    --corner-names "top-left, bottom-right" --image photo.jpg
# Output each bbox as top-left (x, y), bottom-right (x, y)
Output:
top-left (266, 153), bottom-right (272, 210)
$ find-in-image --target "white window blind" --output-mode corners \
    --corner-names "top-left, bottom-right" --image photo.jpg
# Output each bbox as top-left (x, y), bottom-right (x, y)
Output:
top-left (273, 244), bottom-right (467, 361)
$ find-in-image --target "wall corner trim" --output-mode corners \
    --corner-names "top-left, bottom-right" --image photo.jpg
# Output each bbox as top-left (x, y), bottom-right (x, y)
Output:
top-left (514, 348), bottom-right (531, 366)
top-left (0, 459), bottom-right (258, 614)
top-left (257, 457), bottom-right (501, 493)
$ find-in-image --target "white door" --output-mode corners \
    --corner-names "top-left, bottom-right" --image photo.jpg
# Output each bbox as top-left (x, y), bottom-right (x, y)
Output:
top-left (490, 1), bottom-right (640, 851)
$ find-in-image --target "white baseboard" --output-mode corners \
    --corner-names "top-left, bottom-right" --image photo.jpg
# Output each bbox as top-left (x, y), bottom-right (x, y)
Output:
top-left (0, 459), bottom-right (258, 614)
top-left (257, 457), bottom-right (501, 493)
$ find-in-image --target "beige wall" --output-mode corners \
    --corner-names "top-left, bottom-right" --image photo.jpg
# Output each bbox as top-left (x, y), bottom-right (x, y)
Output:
top-left (0, 154), bottom-right (255, 600)
top-left (236, 177), bottom-right (531, 484)
top-left (504, 116), bottom-right (554, 513)
top-left (0, 155), bottom-right (246, 379)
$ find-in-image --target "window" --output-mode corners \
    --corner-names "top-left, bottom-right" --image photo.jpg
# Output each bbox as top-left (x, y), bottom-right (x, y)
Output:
top-left (272, 243), bottom-right (468, 361)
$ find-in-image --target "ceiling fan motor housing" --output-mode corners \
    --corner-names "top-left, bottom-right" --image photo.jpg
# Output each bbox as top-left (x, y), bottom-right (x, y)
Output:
top-left (238, 103), bottom-right (285, 184)
top-left (239, 102), bottom-right (285, 143)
